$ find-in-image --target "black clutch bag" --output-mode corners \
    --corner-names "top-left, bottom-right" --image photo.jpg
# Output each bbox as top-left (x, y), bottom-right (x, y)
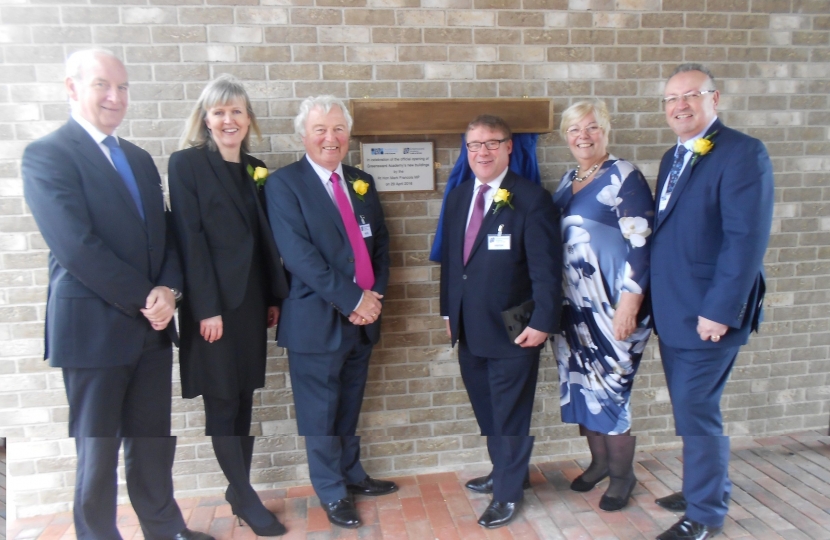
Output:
top-left (501, 300), bottom-right (535, 342)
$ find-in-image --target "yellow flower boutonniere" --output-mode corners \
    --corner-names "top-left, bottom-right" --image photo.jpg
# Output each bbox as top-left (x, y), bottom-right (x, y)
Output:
top-left (246, 165), bottom-right (269, 188)
top-left (349, 177), bottom-right (369, 202)
top-left (492, 188), bottom-right (514, 214)
top-left (690, 131), bottom-right (717, 167)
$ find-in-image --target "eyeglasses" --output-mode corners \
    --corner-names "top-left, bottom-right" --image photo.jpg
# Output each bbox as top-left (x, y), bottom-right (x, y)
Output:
top-left (566, 124), bottom-right (602, 138)
top-left (466, 138), bottom-right (509, 152)
top-left (661, 90), bottom-right (716, 106)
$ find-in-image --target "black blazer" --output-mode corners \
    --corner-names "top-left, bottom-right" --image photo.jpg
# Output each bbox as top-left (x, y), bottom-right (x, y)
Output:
top-left (167, 145), bottom-right (288, 322)
top-left (265, 157), bottom-right (390, 352)
top-left (22, 118), bottom-right (182, 368)
top-left (440, 170), bottom-right (562, 358)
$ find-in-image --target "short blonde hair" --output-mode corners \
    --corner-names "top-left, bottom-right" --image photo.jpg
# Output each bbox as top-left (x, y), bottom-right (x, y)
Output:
top-left (180, 74), bottom-right (261, 152)
top-left (559, 100), bottom-right (611, 140)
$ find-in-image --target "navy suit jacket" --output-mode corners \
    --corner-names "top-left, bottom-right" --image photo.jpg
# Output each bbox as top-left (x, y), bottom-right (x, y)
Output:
top-left (22, 118), bottom-right (182, 368)
top-left (440, 170), bottom-right (562, 358)
top-left (265, 157), bottom-right (390, 353)
top-left (650, 119), bottom-right (774, 349)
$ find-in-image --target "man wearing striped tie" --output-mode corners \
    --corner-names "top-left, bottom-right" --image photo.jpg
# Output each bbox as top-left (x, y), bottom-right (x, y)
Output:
top-left (650, 64), bottom-right (774, 540)
top-left (265, 96), bottom-right (397, 530)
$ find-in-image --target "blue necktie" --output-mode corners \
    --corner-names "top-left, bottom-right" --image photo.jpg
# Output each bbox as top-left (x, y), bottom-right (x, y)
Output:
top-left (103, 135), bottom-right (145, 222)
top-left (664, 145), bottom-right (688, 199)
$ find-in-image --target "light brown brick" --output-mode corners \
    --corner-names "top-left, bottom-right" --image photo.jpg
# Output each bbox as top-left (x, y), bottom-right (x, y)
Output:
top-left (344, 9), bottom-right (395, 26)
top-left (474, 28), bottom-right (522, 44)
top-left (151, 26), bottom-right (207, 43)
top-left (372, 27), bottom-right (421, 43)
top-left (424, 28), bottom-right (472, 44)
top-left (290, 8), bottom-right (341, 26)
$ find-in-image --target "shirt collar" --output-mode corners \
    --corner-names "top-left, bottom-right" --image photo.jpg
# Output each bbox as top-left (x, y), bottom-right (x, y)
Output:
top-left (305, 154), bottom-right (345, 184)
top-left (474, 167), bottom-right (509, 192)
top-left (71, 110), bottom-right (116, 146)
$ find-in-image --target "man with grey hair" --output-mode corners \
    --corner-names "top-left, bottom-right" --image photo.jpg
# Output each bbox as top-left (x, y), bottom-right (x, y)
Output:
top-left (22, 49), bottom-right (211, 540)
top-left (650, 63), bottom-right (774, 540)
top-left (265, 96), bottom-right (397, 529)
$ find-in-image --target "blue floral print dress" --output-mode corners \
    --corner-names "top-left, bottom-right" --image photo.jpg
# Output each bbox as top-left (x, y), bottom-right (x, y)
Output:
top-left (551, 156), bottom-right (654, 435)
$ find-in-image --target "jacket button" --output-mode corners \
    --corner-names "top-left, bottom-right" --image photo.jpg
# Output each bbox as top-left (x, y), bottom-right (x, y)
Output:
top-left (348, 257), bottom-right (355, 263)
top-left (462, 274), bottom-right (467, 280)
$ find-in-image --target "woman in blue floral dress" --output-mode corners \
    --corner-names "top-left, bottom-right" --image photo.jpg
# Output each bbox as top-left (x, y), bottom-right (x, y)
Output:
top-left (551, 100), bottom-right (654, 512)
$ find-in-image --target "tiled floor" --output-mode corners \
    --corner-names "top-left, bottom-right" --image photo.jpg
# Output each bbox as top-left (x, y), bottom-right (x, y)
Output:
top-left (8, 431), bottom-right (830, 540)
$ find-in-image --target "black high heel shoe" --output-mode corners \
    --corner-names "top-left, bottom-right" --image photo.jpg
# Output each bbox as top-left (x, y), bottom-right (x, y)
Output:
top-left (226, 486), bottom-right (287, 537)
top-left (598, 475), bottom-right (637, 512)
top-left (570, 470), bottom-right (609, 492)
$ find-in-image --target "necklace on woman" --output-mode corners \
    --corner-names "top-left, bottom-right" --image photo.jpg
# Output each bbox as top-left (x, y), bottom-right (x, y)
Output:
top-left (573, 155), bottom-right (608, 182)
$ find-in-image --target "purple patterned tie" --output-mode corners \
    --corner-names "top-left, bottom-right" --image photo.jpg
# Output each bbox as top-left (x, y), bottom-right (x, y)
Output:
top-left (463, 184), bottom-right (490, 265)
top-left (661, 145), bottom-right (688, 211)
top-left (330, 172), bottom-right (375, 290)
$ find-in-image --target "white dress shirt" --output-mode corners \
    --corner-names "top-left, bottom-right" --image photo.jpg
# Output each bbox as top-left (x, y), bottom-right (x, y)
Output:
top-left (466, 167), bottom-right (509, 230)
top-left (658, 115), bottom-right (718, 212)
top-left (71, 110), bottom-right (119, 168)
top-left (304, 154), bottom-right (364, 310)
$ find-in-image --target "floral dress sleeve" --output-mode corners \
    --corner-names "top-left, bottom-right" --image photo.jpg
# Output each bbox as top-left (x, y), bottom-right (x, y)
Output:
top-left (615, 162), bottom-right (654, 294)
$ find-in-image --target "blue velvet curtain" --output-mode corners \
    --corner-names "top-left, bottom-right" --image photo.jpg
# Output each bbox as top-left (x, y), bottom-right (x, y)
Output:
top-left (429, 133), bottom-right (540, 262)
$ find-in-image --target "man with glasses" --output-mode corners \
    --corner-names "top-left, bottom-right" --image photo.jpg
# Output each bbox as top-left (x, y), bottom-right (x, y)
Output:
top-left (439, 115), bottom-right (561, 529)
top-left (650, 64), bottom-right (774, 540)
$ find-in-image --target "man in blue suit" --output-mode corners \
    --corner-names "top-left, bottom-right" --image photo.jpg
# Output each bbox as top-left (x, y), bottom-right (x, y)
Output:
top-left (22, 49), bottom-right (211, 540)
top-left (440, 115), bottom-right (561, 529)
top-left (650, 64), bottom-right (774, 540)
top-left (265, 96), bottom-right (397, 529)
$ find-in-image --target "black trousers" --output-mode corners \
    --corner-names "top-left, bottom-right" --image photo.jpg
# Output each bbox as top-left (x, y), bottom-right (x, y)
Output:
top-left (288, 323), bottom-right (372, 503)
top-left (63, 335), bottom-right (184, 539)
top-left (458, 339), bottom-right (540, 502)
top-left (73, 437), bottom-right (185, 540)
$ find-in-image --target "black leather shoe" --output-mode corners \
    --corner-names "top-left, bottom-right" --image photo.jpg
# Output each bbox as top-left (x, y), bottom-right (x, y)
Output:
top-left (465, 474), bottom-right (532, 494)
top-left (477, 500), bottom-right (521, 529)
top-left (570, 470), bottom-right (609, 492)
top-left (655, 492), bottom-right (687, 512)
top-left (346, 476), bottom-right (399, 496)
top-left (599, 476), bottom-right (637, 512)
top-left (323, 498), bottom-right (361, 529)
top-left (172, 529), bottom-right (214, 540)
top-left (656, 517), bottom-right (723, 539)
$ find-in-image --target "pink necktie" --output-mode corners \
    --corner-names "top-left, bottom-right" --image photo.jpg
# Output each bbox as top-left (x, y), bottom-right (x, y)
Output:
top-left (463, 184), bottom-right (490, 265)
top-left (330, 172), bottom-right (375, 290)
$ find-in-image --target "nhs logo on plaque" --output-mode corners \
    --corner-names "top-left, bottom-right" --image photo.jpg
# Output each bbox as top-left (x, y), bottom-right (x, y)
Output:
top-left (371, 147), bottom-right (398, 155)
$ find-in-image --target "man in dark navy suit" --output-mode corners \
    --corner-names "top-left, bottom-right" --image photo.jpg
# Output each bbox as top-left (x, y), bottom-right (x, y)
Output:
top-left (22, 49), bottom-right (211, 540)
top-left (439, 115), bottom-right (561, 529)
top-left (265, 96), bottom-right (397, 529)
top-left (650, 64), bottom-right (774, 540)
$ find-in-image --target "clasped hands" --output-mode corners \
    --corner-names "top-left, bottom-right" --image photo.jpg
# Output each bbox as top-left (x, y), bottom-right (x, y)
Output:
top-left (140, 286), bottom-right (176, 331)
top-left (349, 290), bottom-right (383, 326)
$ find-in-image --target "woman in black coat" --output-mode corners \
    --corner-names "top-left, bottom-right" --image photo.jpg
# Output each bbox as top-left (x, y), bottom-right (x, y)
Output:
top-left (169, 74), bottom-right (289, 537)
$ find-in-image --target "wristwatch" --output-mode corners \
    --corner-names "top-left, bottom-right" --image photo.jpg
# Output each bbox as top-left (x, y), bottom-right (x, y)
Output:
top-left (169, 287), bottom-right (183, 303)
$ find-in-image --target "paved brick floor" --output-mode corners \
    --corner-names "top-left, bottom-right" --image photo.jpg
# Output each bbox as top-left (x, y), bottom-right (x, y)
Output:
top-left (8, 431), bottom-right (830, 540)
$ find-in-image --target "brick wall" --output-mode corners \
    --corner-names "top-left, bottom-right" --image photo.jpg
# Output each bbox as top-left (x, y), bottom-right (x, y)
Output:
top-left (2, 0), bottom-right (829, 519)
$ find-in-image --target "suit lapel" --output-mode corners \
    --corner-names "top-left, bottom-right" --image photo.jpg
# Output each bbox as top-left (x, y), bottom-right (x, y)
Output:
top-left (466, 172), bottom-right (515, 265)
top-left (655, 120), bottom-right (722, 230)
top-left (122, 141), bottom-right (160, 239)
top-left (299, 158), bottom-right (349, 239)
top-left (206, 148), bottom-right (252, 228)
top-left (68, 120), bottom-right (146, 227)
